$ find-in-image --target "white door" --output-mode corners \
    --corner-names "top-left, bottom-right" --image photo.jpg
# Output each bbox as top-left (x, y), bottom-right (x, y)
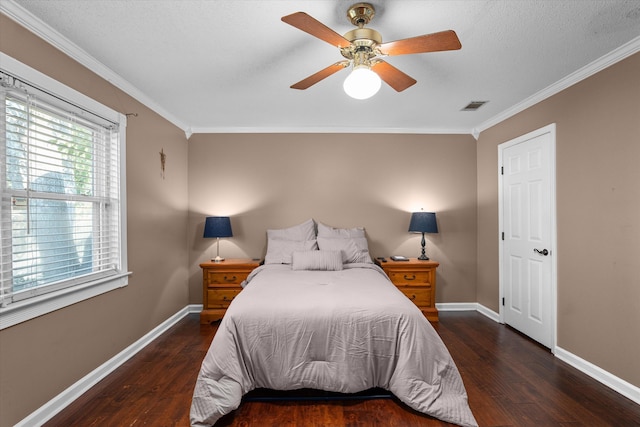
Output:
top-left (499, 124), bottom-right (556, 349)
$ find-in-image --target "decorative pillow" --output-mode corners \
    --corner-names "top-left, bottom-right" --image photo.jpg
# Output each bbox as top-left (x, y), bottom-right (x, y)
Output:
top-left (267, 219), bottom-right (316, 241)
top-left (264, 238), bottom-right (318, 264)
top-left (292, 250), bottom-right (343, 271)
top-left (316, 236), bottom-right (372, 264)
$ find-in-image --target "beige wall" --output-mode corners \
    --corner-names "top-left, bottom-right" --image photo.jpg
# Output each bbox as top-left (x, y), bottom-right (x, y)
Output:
top-left (0, 16), bottom-right (190, 426)
top-left (477, 52), bottom-right (640, 386)
top-left (187, 133), bottom-right (478, 305)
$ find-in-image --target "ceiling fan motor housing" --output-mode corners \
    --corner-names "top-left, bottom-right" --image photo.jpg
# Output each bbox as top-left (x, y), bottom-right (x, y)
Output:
top-left (341, 28), bottom-right (382, 61)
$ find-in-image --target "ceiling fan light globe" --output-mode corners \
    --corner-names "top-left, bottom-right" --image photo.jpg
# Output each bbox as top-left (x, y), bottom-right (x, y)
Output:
top-left (343, 67), bottom-right (381, 100)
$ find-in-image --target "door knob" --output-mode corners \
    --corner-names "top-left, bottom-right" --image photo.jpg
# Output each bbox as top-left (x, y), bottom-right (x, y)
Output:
top-left (534, 248), bottom-right (549, 256)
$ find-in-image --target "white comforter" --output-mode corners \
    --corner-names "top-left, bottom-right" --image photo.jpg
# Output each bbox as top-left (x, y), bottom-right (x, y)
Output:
top-left (190, 263), bottom-right (477, 427)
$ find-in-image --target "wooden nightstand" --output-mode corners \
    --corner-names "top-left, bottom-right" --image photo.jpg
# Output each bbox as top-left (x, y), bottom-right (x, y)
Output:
top-left (377, 258), bottom-right (440, 322)
top-left (200, 259), bottom-right (260, 324)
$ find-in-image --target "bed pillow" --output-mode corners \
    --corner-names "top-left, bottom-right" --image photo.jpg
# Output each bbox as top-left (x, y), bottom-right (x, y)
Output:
top-left (317, 222), bottom-right (365, 238)
top-left (264, 219), bottom-right (318, 264)
top-left (267, 218), bottom-right (316, 241)
top-left (292, 250), bottom-right (343, 271)
top-left (315, 223), bottom-right (372, 264)
top-left (264, 238), bottom-right (318, 265)
top-left (316, 236), bottom-right (372, 264)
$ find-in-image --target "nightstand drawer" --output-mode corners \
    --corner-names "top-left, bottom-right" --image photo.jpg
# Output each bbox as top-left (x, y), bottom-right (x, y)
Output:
top-left (207, 288), bottom-right (241, 308)
top-left (207, 271), bottom-right (249, 285)
top-left (200, 259), bottom-right (259, 324)
top-left (399, 287), bottom-right (431, 306)
top-left (386, 271), bottom-right (432, 286)
top-left (378, 258), bottom-right (439, 322)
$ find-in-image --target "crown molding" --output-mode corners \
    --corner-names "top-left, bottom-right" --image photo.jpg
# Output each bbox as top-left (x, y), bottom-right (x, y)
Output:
top-left (188, 126), bottom-right (473, 136)
top-left (1, 0), bottom-right (190, 136)
top-left (475, 35), bottom-right (640, 136)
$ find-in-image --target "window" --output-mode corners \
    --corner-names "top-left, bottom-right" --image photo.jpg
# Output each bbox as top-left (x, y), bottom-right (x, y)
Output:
top-left (0, 53), bottom-right (129, 330)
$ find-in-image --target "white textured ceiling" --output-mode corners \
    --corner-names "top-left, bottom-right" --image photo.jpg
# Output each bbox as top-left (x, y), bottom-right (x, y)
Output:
top-left (4, 0), bottom-right (640, 136)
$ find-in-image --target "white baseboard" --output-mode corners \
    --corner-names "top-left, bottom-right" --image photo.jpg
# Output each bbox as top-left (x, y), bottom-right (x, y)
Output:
top-left (437, 302), bottom-right (501, 323)
top-left (18, 302), bottom-right (639, 426)
top-left (555, 346), bottom-right (640, 406)
top-left (16, 304), bottom-right (202, 427)
top-left (436, 302), bottom-right (478, 311)
top-left (475, 303), bottom-right (501, 322)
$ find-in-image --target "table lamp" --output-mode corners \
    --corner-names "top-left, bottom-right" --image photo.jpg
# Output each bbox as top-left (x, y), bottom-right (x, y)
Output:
top-left (408, 211), bottom-right (438, 260)
top-left (203, 216), bottom-right (233, 262)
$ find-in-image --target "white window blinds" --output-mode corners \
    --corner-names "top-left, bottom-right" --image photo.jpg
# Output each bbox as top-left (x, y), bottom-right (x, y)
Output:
top-left (0, 68), bottom-right (123, 307)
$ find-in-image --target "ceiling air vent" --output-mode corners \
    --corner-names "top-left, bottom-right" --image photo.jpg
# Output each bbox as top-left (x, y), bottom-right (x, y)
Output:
top-left (462, 101), bottom-right (488, 111)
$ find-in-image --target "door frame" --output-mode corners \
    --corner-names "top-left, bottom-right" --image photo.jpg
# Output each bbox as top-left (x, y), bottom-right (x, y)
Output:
top-left (498, 123), bottom-right (558, 353)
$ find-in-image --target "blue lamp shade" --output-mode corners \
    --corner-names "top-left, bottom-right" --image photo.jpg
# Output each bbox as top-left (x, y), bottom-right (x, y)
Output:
top-left (203, 216), bottom-right (232, 262)
top-left (408, 212), bottom-right (438, 260)
top-left (408, 212), bottom-right (438, 234)
top-left (203, 216), bottom-right (233, 238)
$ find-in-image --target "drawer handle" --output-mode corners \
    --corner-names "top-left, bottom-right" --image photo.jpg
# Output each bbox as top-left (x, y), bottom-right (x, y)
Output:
top-left (403, 274), bottom-right (416, 281)
top-left (410, 294), bottom-right (416, 300)
top-left (223, 275), bottom-right (237, 282)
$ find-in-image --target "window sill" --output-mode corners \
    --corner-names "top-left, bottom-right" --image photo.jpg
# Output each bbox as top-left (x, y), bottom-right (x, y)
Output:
top-left (0, 272), bottom-right (131, 330)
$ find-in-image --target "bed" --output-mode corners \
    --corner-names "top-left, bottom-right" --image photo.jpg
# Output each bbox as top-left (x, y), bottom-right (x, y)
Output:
top-left (190, 220), bottom-right (477, 427)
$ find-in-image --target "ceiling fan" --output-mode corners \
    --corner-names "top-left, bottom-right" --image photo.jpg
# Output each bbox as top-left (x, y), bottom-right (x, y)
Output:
top-left (281, 2), bottom-right (462, 99)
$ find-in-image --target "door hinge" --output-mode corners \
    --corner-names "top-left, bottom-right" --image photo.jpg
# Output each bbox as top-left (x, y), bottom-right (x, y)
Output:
top-left (501, 166), bottom-right (504, 175)
top-left (501, 232), bottom-right (504, 240)
top-left (502, 297), bottom-right (505, 306)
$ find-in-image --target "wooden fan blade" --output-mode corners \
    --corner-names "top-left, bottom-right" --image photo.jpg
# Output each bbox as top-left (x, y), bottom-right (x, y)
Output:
top-left (291, 61), bottom-right (350, 90)
top-left (372, 61), bottom-right (416, 92)
top-left (282, 12), bottom-right (352, 48)
top-left (378, 30), bottom-right (461, 56)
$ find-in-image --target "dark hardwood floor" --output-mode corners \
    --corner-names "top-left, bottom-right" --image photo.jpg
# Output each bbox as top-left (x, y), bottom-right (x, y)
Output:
top-left (44, 311), bottom-right (640, 427)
